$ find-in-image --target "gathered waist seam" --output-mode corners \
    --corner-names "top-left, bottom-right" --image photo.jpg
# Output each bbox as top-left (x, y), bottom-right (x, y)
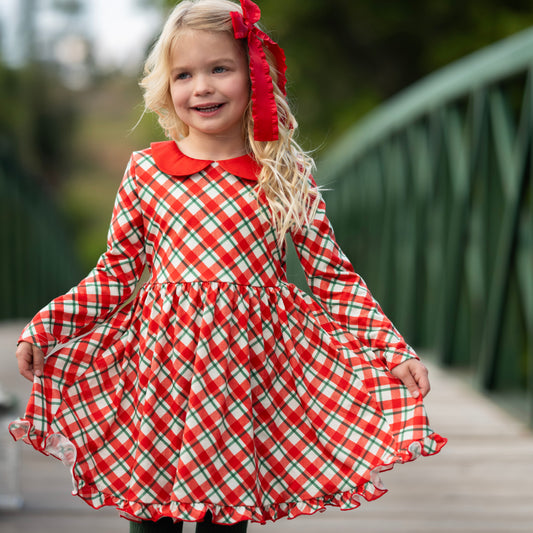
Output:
top-left (142, 279), bottom-right (288, 290)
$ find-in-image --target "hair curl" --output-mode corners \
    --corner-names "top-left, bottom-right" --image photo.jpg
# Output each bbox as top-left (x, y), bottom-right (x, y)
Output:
top-left (140, 0), bottom-right (319, 245)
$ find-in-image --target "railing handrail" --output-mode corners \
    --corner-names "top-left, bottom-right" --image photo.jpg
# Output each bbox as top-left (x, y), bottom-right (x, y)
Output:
top-left (321, 26), bottom-right (533, 176)
top-left (312, 25), bottom-right (533, 426)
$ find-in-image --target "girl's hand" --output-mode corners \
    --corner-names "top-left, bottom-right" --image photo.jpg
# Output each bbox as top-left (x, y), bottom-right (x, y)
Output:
top-left (16, 342), bottom-right (45, 382)
top-left (390, 359), bottom-right (430, 399)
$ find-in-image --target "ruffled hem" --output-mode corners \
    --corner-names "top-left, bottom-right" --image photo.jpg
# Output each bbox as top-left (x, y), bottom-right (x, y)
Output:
top-left (9, 418), bottom-right (446, 524)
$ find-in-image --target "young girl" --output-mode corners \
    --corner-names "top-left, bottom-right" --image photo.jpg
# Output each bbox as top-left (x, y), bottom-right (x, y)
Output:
top-left (11, 0), bottom-right (446, 531)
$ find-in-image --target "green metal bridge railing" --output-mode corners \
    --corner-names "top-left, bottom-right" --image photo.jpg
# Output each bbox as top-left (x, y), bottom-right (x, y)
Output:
top-left (313, 28), bottom-right (533, 423)
top-left (0, 148), bottom-right (82, 320)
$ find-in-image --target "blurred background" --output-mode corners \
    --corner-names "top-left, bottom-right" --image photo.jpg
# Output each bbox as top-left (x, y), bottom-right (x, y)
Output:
top-left (2, 0), bottom-right (533, 281)
top-left (1, 0), bottom-right (532, 414)
top-left (1, 1), bottom-right (533, 531)
top-left (0, 0), bottom-right (531, 408)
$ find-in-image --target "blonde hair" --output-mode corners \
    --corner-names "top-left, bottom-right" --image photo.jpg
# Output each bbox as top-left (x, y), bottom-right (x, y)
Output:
top-left (140, 0), bottom-right (319, 244)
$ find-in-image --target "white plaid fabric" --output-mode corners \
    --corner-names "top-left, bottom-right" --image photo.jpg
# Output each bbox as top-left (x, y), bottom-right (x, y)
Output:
top-left (10, 142), bottom-right (445, 524)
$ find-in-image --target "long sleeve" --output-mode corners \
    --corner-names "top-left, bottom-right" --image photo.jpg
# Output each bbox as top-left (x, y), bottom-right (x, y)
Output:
top-left (290, 183), bottom-right (418, 370)
top-left (19, 155), bottom-right (146, 355)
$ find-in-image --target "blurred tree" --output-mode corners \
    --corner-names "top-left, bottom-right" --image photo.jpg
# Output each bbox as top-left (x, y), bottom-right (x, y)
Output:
top-left (151, 0), bottom-right (533, 150)
top-left (0, 63), bottom-right (77, 190)
top-left (0, 0), bottom-right (85, 189)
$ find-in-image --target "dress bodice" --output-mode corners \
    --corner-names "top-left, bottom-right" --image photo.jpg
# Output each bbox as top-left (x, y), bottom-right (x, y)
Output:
top-left (136, 158), bottom-right (286, 287)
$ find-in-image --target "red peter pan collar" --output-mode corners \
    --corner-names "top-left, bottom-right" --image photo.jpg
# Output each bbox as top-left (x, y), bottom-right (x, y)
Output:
top-left (150, 141), bottom-right (261, 182)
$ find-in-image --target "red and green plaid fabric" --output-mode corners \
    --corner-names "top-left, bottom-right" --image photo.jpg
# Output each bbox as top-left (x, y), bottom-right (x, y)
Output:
top-left (10, 143), bottom-right (445, 525)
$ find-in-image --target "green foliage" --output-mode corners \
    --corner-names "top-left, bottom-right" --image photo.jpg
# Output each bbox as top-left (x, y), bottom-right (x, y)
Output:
top-left (0, 62), bottom-right (78, 188)
top-left (61, 74), bottom-right (165, 269)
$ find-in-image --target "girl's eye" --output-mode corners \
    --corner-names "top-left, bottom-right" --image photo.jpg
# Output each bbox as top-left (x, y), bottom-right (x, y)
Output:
top-left (213, 66), bottom-right (227, 74)
top-left (175, 72), bottom-right (190, 80)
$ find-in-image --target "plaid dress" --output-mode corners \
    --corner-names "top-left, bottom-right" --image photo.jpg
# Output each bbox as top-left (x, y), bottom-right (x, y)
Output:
top-left (10, 141), bottom-right (445, 524)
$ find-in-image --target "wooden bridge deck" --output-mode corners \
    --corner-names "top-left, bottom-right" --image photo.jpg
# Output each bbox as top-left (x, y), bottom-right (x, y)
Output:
top-left (1, 320), bottom-right (532, 533)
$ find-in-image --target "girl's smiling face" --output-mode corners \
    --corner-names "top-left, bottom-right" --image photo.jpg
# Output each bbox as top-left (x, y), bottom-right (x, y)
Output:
top-left (169, 29), bottom-right (250, 154)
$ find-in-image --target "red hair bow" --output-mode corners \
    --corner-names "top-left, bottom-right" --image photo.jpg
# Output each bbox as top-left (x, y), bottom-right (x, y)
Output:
top-left (231, 0), bottom-right (287, 142)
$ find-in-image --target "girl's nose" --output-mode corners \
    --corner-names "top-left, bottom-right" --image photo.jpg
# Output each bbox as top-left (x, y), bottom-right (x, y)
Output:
top-left (193, 74), bottom-right (214, 96)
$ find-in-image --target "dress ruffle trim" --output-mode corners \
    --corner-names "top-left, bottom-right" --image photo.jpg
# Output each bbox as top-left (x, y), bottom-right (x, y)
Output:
top-left (9, 418), bottom-right (446, 525)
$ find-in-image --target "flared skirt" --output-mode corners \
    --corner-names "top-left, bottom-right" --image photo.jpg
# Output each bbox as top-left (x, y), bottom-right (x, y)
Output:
top-left (10, 281), bottom-right (446, 524)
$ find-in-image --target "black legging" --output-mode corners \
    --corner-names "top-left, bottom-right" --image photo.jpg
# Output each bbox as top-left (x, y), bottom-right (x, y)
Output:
top-left (129, 511), bottom-right (248, 533)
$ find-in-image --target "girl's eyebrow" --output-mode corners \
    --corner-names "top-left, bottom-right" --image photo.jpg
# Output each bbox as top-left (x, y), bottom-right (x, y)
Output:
top-left (170, 57), bottom-right (238, 72)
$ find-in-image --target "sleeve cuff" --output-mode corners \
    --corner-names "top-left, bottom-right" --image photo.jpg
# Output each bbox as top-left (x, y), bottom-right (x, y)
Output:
top-left (18, 329), bottom-right (55, 356)
top-left (384, 348), bottom-right (420, 370)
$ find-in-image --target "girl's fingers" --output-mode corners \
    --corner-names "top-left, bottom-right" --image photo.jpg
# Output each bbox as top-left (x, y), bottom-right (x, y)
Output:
top-left (391, 360), bottom-right (431, 399)
top-left (32, 344), bottom-right (45, 377)
top-left (16, 343), bottom-right (34, 381)
top-left (401, 369), bottom-right (421, 399)
top-left (415, 366), bottom-right (431, 398)
top-left (16, 342), bottom-right (44, 382)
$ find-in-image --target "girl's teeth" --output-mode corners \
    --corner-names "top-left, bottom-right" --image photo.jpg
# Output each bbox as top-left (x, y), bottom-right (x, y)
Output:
top-left (197, 105), bottom-right (221, 112)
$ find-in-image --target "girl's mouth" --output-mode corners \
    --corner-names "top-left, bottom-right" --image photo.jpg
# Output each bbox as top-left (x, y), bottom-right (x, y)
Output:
top-left (194, 104), bottom-right (224, 113)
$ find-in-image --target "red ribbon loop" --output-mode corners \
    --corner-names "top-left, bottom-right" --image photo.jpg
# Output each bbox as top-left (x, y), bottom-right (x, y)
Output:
top-left (231, 0), bottom-right (287, 142)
